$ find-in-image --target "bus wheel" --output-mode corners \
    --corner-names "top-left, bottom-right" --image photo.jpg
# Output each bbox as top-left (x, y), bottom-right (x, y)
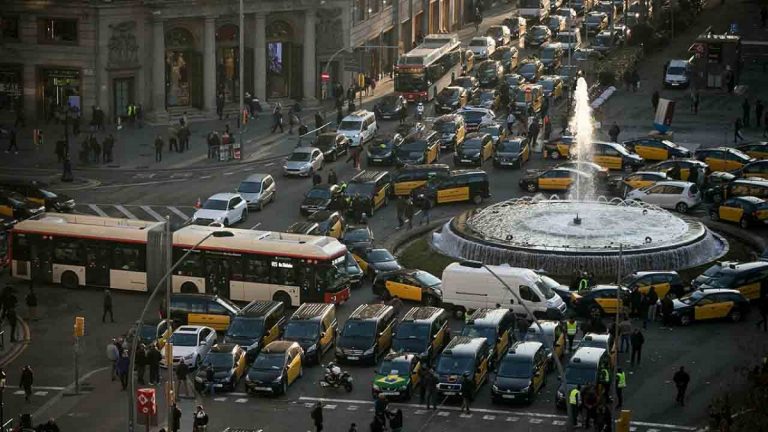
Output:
top-left (273, 291), bottom-right (292, 307)
top-left (61, 271), bottom-right (79, 289)
top-left (181, 282), bottom-right (199, 293)
top-left (424, 295), bottom-right (439, 306)
top-left (472, 194), bottom-right (483, 205)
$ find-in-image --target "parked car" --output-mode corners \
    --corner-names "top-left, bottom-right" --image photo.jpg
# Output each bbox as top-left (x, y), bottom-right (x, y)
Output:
top-left (283, 147), bottom-right (324, 177)
top-left (468, 36), bottom-right (496, 61)
top-left (625, 181), bottom-right (701, 213)
top-left (192, 192), bottom-right (248, 226)
top-left (236, 173), bottom-right (276, 211)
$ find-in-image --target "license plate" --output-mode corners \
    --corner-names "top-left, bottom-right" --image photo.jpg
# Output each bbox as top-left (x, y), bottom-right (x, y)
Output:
top-left (347, 356), bottom-right (360, 360)
top-left (461, 159), bottom-right (471, 163)
top-left (502, 394), bottom-right (517, 399)
top-left (380, 391), bottom-right (400, 396)
top-left (443, 391), bottom-right (457, 396)
top-left (501, 161), bottom-right (515, 165)
top-left (253, 386), bottom-right (272, 391)
top-left (373, 159), bottom-right (382, 162)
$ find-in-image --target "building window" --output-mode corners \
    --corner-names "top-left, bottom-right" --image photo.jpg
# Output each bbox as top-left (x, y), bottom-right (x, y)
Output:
top-left (355, 0), bottom-right (367, 22)
top-left (370, 0), bottom-right (380, 14)
top-left (1, 16), bottom-right (19, 41)
top-left (38, 18), bottom-right (78, 44)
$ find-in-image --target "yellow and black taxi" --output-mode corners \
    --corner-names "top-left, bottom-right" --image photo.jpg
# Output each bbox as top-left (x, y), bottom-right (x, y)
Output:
top-left (611, 171), bottom-right (668, 195)
top-left (367, 135), bottom-right (405, 166)
top-left (576, 332), bottom-right (617, 368)
top-left (435, 86), bottom-right (470, 114)
top-left (622, 138), bottom-right (692, 161)
top-left (353, 248), bottom-right (402, 279)
top-left (494, 136), bottom-right (531, 168)
top-left (544, 135), bottom-right (575, 160)
top-left (336, 303), bottom-right (397, 364)
top-left (373, 268), bottom-right (443, 306)
top-left (478, 122), bottom-right (506, 147)
top-left (723, 178), bottom-right (768, 202)
top-left (540, 75), bottom-right (564, 99)
top-left (523, 320), bottom-right (566, 369)
top-left (646, 158), bottom-right (708, 182)
top-left (224, 300), bottom-right (285, 362)
top-left (736, 142), bottom-right (768, 160)
top-left (339, 251), bottom-right (365, 289)
top-left (372, 353), bottom-right (423, 400)
top-left (739, 160), bottom-right (768, 180)
top-left (343, 170), bottom-right (392, 216)
top-left (472, 88), bottom-right (502, 111)
top-left (300, 184), bottom-right (344, 216)
top-left (340, 224), bottom-right (375, 254)
top-left (393, 165), bottom-right (451, 197)
top-left (461, 308), bottom-right (515, 367)
top-left (511, 84), bottom-right (544, 115)
top-left (194, 343), bottom-right (247, 392)
top-left (245, 340), bottom-right (304, 395)
top-left (592, 141), bottom-right (644, 171)
top-left (476, 60), bottom-right (505, 88)
top-left (170, 293), bottom-right (240, 332)
top-left (0, 189), bottom-right (45, 220)
top-left (452, 75), bottom-right (480, 99)
top-left (519, 166), bottom-right (594, 193)
top-left (376, 94), bottom-right (408, 120)
top-left (703, 171), bottom-right (736, 203)
top-left (556, 347), bottom-right (611, 409)
top-left (412, 169), bottom-right (491, 205)
top-left (503, 73), bottom-right (526, 92)
top-left (456, 107), bottom-right (496, 132)
top-left (137, 319), bottom-right (171, 349)
top-left (518, 57), bottom-right (546, 81)
top-left (454, 132), bottom-right (494, 166)
top-left (285, 221), bottom-right (322, 236)
top-left (492, 341), bottom-right (548, 404)
top-left (621, 271), bottom-right (686, 299)
top-left (692, 260), bottom-right (768, 300)
top-left (491, 46), bottom-right (520, 73)
top-left (307, 210), bottom-right (346, 238)
top-left (670, 289), bottom-right (750, 326)
top-left (282, 303), bottom-right (338, 364)
top-left (710, 196), bottom-right (768, 229)
top-left (556, 161), bottom-right (610, 181)
top-left (392, 306), bottom-right (451, 364)
top-left (570, 285), bottom-right (631, 318)
top-left (694, 147), bottom-right (754, 173)
top-left (435, 336), bottom-right (491, 399)
top-left (0, 180), bottom-right (75, 212)
top-left (433, 114), bottom-right (467, 151)
top-left (314, 132), bottom-right (350, 161)
top-left (395, 131), bottom-right (441, 167)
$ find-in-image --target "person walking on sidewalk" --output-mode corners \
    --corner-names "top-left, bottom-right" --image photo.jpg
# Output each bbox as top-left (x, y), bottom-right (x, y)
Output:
top-left (734, 118), bottom-right (745, 143)
top-left (103, 134), bottom-right (114, 163)
top-left (404, 197), bottom-right (415, 229)
top-left (25, 286), bottom-right (37, 321)
top-left (418, 194), bottom-right (432, 225)
top-left (179, 125), bottom-right (191, 152)
top-left (193, 405), bottom-right (209, 432)
top-left (271, 109), bottom-right (284, 133)
top-left (176, 360), bottom-right (190, 398)
top-left (311, 402), bottom-right (324, 432)
top-left (618, 315), bottom-right (632, 353)
top-left (154, 135), bottom-right (164, 162)
top-left (20, 365), bottom-right (34, 402)
top-left (315, 112), bottom-right (325, 133)
top-left (216, 92), bottom-right (225, 120)
top-left (615, 367), bottom-right (627, 409)
top-left (630, 329), bottom-right (645, 366)
top-left (673, 366), bottom-right (690, 406)
top-left (102, 289), bottom-right (115, 323)
top-left (5, 128), bottom-right (18, 154)
top-left (742, 98), bottom-right (751, 127)
top-left (147, 343), bottom-right (162, 385)
top-left (692, 90), bottom-right (700, 114)
top-left (608, 122), bottom-right (621, 142)
top-left (135, 344), bottom-right (147, 385)
top-left (396, 195), bottom-right (406, 229)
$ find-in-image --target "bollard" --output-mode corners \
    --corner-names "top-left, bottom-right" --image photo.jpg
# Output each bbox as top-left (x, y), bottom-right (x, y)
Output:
top-left (616, 409), bottom-right (631, 432)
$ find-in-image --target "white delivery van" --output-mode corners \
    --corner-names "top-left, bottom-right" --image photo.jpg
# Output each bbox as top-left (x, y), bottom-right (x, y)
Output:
top-left (663, 59), bottom-right (691, 88)
top-left (441, 262), bottom-right (567, 320)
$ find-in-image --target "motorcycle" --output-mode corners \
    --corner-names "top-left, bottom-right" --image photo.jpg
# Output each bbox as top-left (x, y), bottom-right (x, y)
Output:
top-left (319, 362), bottom-right (353, 392)
top-left (416, 103), bottom-right (425, 121)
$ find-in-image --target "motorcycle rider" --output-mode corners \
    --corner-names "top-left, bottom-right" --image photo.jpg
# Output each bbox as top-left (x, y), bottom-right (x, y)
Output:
top-left (416, 102), bottom-right (425, 121)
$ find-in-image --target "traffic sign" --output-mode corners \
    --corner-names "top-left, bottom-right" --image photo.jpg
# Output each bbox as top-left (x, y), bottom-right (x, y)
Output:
top-left (321, 72), bottom-right (330, 82)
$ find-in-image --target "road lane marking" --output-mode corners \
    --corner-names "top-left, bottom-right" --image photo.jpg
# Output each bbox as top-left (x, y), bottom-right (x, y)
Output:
top-left (346, 405), bottom-right (358, 411)
top-left (230, 392), bottom-right (248, 397)
top-left (223, 171), bottom-right (236, 176)
top-left (114, 205), bottom-right (138, 219)
top-left (482, 415), bottom-right (495, 420)
top-left (88, 204), bottom-right (108, 217)
top-left (140, 206), bottom-right (166, 222)
top-left (168, 206), bottom-right (191, 220)
top-left (264, 162), bottom-right (275, 167)
top-left (33, 386), bottom-right (66, 391)
top-left (529, 418), bottom-right (542, 424)
top-left (250, 222), bottom-right (262, 229)
top-left (437, 412), bottom-right (450, 417)
top-left (459, 413), bottom-right (472, 418)
top-left (214, 397), bottom-right (227, 402)
top-left (235, 398), bottom-right (248, 403)
top-left (506, 417), bottom-right (519, 422)
top-left (200, 175), bottom-right (212, 179)
top-left (34, 391), bottom-right (48, 396)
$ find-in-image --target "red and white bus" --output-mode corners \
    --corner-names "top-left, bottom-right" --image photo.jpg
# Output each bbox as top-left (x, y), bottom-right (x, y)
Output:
top-left (9, 213), bottom-right (351, 305)
top-left (395, 34), bottom-right (463, 102)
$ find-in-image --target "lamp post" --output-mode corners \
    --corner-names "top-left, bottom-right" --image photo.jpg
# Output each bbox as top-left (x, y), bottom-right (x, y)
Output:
top-left (127, 229), bottom-right (234, 432)
top-left (459, 261), bottom-right (573, 432)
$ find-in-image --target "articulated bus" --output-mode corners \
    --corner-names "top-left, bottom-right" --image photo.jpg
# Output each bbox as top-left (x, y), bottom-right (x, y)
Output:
top-left (9, 213), bottom-right (351, 305)
top-left (394, 34), bottom-right (463, 103)
top-left (519, 0), bottom-right (551, 21)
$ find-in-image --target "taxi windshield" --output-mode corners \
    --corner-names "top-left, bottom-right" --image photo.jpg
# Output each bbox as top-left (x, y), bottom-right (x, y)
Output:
top-left (461, 325), bottom-right (497, 343)
top-left (226, 317), bottom-right (264, 339)
top-left (440, 88), bottom-right (460, 99)
top-left (251, 353), bottom-right (284, 371)
top-left (478, 125), bottom-right (500, 136)
top-left (436, 355), bottom-right (475, 376)
top-left (413, 270), bottom-right (441, 287)
top-left (462, 139), bottom-right (483, 149)
top-left (565, 366), bottom-right (596, 385)
top-left (204, 352), bottom-right (235, 369)
top-left (540, 80), bottom-right (555, 91)
top-left (284, 321), bottom-right (320, 340)
top-left (519, 64), bottom-right (537, 75)
top-left (306, 188), bottom-right (331, 199)
top-left (345, 182), bottom-right (375, 196)
top-left (477, 92), bottom-right (496, 102)
top-left (342, 228), bottom-right (371, 242)
top-left (497, 358), bottom-right (532, 379)
top-left (368, 250), bottom-right (395, 263)
top-left (436, 121), bottom-right (457, 133)
top-left (680, 291), bottom-right (705, 305)
top-left (342, 321), bottom-right (375, 339)
top-left (377, 360), bottom-right (411, 376)
top-left (499, 141), bottom-right (522, 152)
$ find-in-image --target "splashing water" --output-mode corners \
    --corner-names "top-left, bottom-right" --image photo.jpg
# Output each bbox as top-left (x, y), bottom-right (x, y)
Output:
top-left (570, 77), bottom-right (595, 201)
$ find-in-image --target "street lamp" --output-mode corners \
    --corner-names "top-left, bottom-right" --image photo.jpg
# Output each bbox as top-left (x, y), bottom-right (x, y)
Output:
top-left (459, 260), bottom-right (573, 432)
top-left (127, 229), bottom-right (234, 432)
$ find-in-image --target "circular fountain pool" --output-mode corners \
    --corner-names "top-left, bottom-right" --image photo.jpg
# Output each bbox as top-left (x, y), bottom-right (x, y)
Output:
top-left (432, 197), bottom-right (728, 276)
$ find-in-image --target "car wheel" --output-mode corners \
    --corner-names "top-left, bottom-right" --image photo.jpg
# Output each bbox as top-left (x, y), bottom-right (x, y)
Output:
top-left (281, 377), bottom-right (288, 395)
top-left (740, 218), bottom-right (750, 229)
top-left (223, 218), bottom-right (229, 227)
top-left (61, 271), bottom-right (79, 289)
top-left (675, 202), bottom-right (688, 214)
top-left (679, 314), bottom-right (692, 326)
top-left (181, 282), bottom-right (199, 293)
top-left (728, 309), bottom-right (743, 323)
top-left (526, 182), bottom-right (538, 193)
top-left (472, 194), bottom-right (483, 205)
top-left (454, 307), bottom-right (466, 320)
top-left (273, 291), bottom-right (292, 308)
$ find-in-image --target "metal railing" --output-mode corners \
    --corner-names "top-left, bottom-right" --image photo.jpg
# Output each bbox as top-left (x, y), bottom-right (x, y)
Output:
top-left (2, 419), bottom-right (13, 432)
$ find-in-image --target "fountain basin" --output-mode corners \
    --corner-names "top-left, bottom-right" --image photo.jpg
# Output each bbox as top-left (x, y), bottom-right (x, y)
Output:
top-left (432, 197), bottom-right (728, 276)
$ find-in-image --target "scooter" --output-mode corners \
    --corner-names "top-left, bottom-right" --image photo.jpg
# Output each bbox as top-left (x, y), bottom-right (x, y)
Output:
top-left (319, 362), bottom-right (353, 392)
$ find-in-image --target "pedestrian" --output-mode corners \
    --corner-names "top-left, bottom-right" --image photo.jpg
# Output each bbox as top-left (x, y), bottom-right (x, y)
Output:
top-left (569, 385), bottom-right (581, 426)
top-left (25, 286), bottom-right (37, 321)
top-left (646, 286), bottom-right (659, 323)
top-left (506, 111), bottom-right (516, 134)
top-left (418, 194), bottom-right (432, 225)
top-left (396, 196), bottom-right (406, 228)
top-left (193, 405), bottom-right (209, 432)
top-left (287, 105), bottom-right (297, 134)
top-left (387, 408), bottom-right (403, 432)
top-left (5, 127), bottom-right (19, 154)
top-left (106, 339), bottom-right (120, 381)
top-left (7, 307), bottom-right (18, 342)
top-left (756, 296), bottom-right (768, 332)
top-left (615, 367), bottom-right (626, 409)
top-left (103, 134), bottom-right (115, 163)
top-left (216, 92), bottom-right (225, 120)
top-left (424, 367), bottom-right (438, 409)
top-left (692, 90), bottom-right (700, 114)
top-left (639, 293), bottom-right (650, 329)
top-left (176, 359), bottom-right (190, 397)
top-left (135, 344), bottom-right (147, 385)
top-left (618, 315), bottom-right (632, 353)
top-left (298, 122), bottom-right (309, 140)
top-left (154, 135), bottom-right (164, 162)
top-left (327, 169), bottom-right (338, 185)
top-left (517, 315), bottom-right (530, 341)
top-left (608, 122), bottom-right (620, 142)
top-left (19, 365), bottom-right (34, 402)
top-left (597, 402), bottom-right (612, 432)
top-left (566, 318), bottom-right (578, 352)
top-left (543, 115), bottom-right (552, 141)
top-left (582, 385), bottom-right (599, 428)
top-left (734, 118), bottom-right (744, 143)
top-left (117, 350), bottom-right (129, 390)
top-left (205, 363), bottom-right (216, 395)
top-left (172, 404), bottom-right (182, 432)
top-left (460, 372), bottom-right (474, 413)
top-left (179, 126), bottom-right (191, 152)
top-left (673, 366), bottom-right (690, 406)
top-left (756, 99), bottom-right (764, 127)
top-left (404, 197), bottom-right (414, 229)
top-left (399, 105), bottom-right (407, 124)
top-left (336, 106), bottom-right (344, 127)
top-left (102, 289), bottom-right (114, 322)
top-left (312, 172), bottom-right (322, 186)
top-left (147, 343), bottom-right (162, 385)
top-left (271, 109), bottom-right (284, 134)
top-left (315, 112), bottom-right (324, 133)
top-left (630, 329), bottom-right (644, 366)
top-left (311, 401), bottom-right (324, 432)
top-left (743, 98), bottom-right (751, 127)
top-left (661, 294), bottom-right (674, 326)
top-left (651, 90), bottom-right (660, 112)
top-left (90, 135), bottom-right (101, 163)
top-left (374, 394), bottom-right (389, 425)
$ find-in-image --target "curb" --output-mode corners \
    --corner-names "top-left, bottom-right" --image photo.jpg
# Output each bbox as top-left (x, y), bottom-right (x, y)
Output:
top-left (0, 317), bottom-right (31, 367)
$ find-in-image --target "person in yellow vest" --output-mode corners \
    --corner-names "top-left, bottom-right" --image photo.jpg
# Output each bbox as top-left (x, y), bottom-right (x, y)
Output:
top-left (566, 318), bottom-right (578, 352)
top-left (616, 367), bottom-right (626, 409)
top-left (599, 366), bottom-right (611, 403)
top-left (569, 385), bottom-right (581, 427)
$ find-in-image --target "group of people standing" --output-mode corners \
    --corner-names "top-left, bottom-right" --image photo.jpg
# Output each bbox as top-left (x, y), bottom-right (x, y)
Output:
top-left (107, 337), bottom-right (163, 391)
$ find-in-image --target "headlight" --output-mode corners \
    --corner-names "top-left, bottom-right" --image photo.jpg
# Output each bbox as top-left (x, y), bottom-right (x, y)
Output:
top-left (373, 384), bottom-right (381, 390)
top-left (492, 384), bottom-right (499, 392)
top-left (451, 101), bottom-right (459, 106)
top-left (273, 375), bottom-right (283, 383)
top-left (184, 354), bottom-right (194, 359)
top-left (473, 153), bottom-right (481, 158)
top-left (283, 165), bottom-right (288, 170)
top-left (249, 342), bottom-right (260, 351)
top-left (521, 383), bottom-right (531, 392)
top-left (300, 165), bottom-right (310, 171)
top-left (363, 347), bottom-right (376, 355)
top-left (335, 346), bottom-right (343, 355)
top-left (307, 344), bottom-right (317, 353)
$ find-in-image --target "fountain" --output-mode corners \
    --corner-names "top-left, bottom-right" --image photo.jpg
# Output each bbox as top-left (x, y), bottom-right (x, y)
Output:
top-left (431, 78), bottom-right (728, 276)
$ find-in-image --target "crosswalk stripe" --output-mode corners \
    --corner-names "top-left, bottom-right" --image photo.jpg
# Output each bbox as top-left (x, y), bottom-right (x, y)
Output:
top-left (88, 204), bottom-right (109, 217)
top-left (214, 397), bottom-right (227, 402)
top-left (168, 206), bottom-right (191, 220)
top-left (141, 206), bottom-right (166, 222)
top-left (114, 205), bottom-right (138, 220)
top-left (235, 398), bottom-right (248, 403)
top-left (33, 391), bottom-right (48, 396)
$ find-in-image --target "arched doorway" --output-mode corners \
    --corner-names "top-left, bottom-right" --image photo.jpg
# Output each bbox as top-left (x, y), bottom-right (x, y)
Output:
top-left (165, 27), bottom-right (202, 108)
top-left (266, 20), bottom-right (300, 99)
top-left (216, 24), bottom-right (240, 103)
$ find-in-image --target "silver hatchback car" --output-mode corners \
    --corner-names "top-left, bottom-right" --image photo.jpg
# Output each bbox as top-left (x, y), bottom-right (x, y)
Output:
top-left (283, 147), bottom-right (324, 177)
top-left (236, 173), bottom-right (276, 210)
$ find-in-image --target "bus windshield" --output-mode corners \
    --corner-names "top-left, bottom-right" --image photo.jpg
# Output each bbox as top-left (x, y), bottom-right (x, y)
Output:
top-left (396, 73), bottom-right (427, 93)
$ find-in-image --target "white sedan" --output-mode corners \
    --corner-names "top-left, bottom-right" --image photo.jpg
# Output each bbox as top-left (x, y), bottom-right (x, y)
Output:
top-left (162, 325), bottom-right (217, 369)
top-left (625, 180), bottom-right (701, 213)
top-left (192, 193), bottom-right (248, 226)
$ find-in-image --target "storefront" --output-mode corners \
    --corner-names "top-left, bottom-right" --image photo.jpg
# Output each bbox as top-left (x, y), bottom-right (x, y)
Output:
top-left (37, 67), bottom-right (81, 121)
top-left (0, 64), bottom-right (23, 114)
top-left (266, 19), bottom-right (302, 99)
top-left (216, 24), bottom-right (240, 103)
top-left (165, 27), bottom-right (202, 108)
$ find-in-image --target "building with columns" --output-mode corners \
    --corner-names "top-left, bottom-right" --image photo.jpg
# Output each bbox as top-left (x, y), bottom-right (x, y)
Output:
top-left (0, 0), bottom-right (468, 124)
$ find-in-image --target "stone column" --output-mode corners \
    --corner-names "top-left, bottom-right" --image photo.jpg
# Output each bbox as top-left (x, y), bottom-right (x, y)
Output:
top-left (203, 17), bottom-right (216, 113)
top-left (253, 13), bottom-right (267, 101)
top-left (303, 9), bottom-right (317, 103)
top-left (151, 18), bottom-right (166, 118)
top-left (421, 0), bottom-right (429, 37)
top-left (394, 0), bottom-right (402, 55)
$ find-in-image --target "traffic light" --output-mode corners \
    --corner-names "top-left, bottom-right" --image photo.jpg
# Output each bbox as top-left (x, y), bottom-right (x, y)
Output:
top-left (74, 316), bottom-right (85, 337)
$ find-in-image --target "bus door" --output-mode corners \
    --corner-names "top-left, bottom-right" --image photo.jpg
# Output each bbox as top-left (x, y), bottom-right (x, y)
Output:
top-left (29, 241), bottom-right (53, 283)
top-left (205, 256), bottom-right (231, 299)
top-left (85, 243), bottom-right (111, 287)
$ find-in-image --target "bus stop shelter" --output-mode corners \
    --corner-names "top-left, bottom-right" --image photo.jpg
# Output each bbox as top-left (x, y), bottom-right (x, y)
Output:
top-left (689, 30), bottom-right (741, 89)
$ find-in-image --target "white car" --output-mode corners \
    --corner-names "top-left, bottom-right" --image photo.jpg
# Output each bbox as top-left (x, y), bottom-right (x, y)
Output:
top-left (192, 193), bottom-right (248, 226)
top-left (283, 147), bottom-right (324, 177)
top-left (468, 36), bottom-right (496, 61)
top-left (625, 181), bottom-right (701, 213)
top-left (162, 325), bottom-right (217, 369)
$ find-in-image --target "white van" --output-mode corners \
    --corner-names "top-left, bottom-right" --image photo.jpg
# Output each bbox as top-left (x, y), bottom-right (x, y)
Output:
top-left (338, 110), bottom-right (378, 147)
top-left (663, 59), bottom-right (691, 88)
top-left (441, 262), bottom-right (567, 320)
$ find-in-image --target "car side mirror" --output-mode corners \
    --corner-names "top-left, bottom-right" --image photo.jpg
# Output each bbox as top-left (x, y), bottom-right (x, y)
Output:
top-left (199, 341), bottom-right (207, 346)
top-left (320, 332), bottom-right (326, 338)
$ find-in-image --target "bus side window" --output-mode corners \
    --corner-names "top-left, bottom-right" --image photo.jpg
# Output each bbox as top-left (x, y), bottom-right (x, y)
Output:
top-left (245, 257), bottom-right (270, 283)
top-left (12, 234), bottom-right (30, 261)
top-left (113, 243), bottom-right (145, 272)
top-left (54, 238), bottom-right (84, 266)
